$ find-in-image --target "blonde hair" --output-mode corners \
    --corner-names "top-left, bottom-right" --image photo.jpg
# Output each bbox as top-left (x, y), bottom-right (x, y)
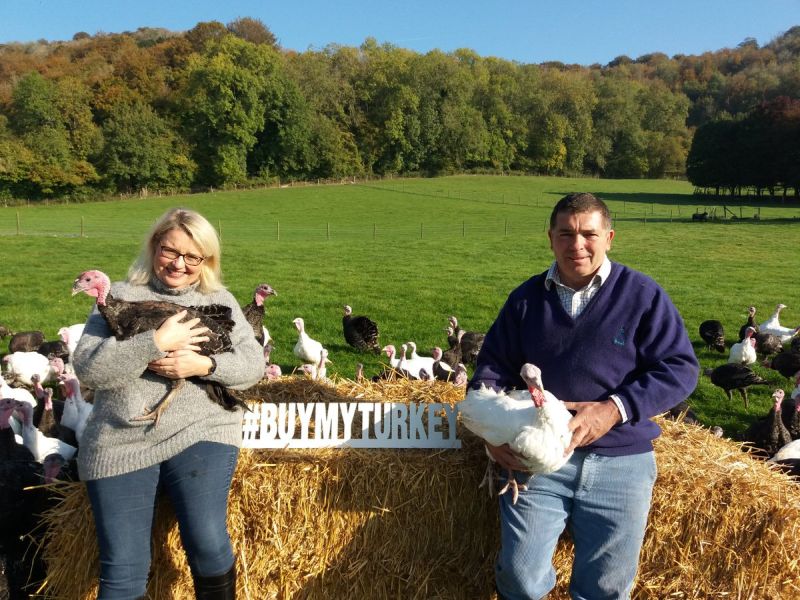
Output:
top-left (127, 207), bottom-right (224, 293)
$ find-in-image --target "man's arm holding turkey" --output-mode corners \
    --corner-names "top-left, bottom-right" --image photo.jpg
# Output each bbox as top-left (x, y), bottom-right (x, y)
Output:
top-left (562, 288), bottom-right (699, 453)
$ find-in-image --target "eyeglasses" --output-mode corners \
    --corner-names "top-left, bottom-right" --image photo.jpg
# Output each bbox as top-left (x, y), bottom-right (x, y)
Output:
top-left (159, 245), bottom-right (205, 266)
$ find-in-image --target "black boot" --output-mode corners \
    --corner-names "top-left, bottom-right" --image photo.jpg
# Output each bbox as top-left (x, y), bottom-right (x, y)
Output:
top-left (192, 564), bottom-right (236, 600)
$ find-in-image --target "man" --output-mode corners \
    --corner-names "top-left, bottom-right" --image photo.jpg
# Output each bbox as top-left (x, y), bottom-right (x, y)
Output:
top-left (469, 192), bottom-right (699, 600)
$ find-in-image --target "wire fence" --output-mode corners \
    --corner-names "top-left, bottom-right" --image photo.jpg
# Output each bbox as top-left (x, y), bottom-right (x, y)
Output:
top-left (1, 179), bottom-right (799, 242)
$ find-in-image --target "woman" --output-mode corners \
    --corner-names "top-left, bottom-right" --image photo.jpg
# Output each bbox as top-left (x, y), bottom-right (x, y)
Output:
top-left (73, 207), bottom-right (264, 600)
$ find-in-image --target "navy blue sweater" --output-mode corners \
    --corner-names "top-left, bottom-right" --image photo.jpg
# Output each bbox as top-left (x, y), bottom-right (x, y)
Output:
top-left (469, 262), bottom-right (699, 456)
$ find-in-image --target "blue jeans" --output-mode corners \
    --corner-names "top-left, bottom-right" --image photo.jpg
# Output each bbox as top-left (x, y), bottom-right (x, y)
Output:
top-left (85, 441), bottom-right (239, 600)
top-left (495, 450), bottom-right (657, 600)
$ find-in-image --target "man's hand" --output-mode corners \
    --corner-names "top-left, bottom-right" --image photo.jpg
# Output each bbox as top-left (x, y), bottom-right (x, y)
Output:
top-left (561, 399), bottom-right (621, 454)
top-left (485, 441), bottom-right (529, 472)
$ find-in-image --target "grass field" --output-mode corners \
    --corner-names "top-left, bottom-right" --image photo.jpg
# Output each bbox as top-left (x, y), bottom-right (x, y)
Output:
top-left (1, 174), bottom-right (799, 436)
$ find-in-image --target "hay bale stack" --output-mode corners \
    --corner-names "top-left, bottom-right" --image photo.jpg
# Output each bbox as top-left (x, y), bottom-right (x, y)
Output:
top-left (37, 378), bottom-right (800, 599)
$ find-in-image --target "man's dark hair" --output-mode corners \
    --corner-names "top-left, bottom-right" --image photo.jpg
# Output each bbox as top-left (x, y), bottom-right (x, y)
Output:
top-left (549, 192), bottom-right (612, 230)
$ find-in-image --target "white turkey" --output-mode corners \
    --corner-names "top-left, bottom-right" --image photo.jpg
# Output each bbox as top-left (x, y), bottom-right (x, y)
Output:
top-left (292, 317), bottom-right (327, 364)
top-left (58, 323), bottom-right (85, 360)
top-left (759, 303), bottom-right (800, 344)
top-left (380, 344), bottom-right (401, 370)
top-left (300, 349), bottom-right (330, 383)
top-left (459, 363), bottom-right (573, 503)
top-left (13, 400), bottom-right (76, 463)
top-left (2, 351), bottom-right (54, 386)
top-left (342, 305), bottom-right (380, 354)
top-left (0, 374), bottom-right (36, 408)
top-left (264, 363), bottom-right (282, 381)
top-left (769, 439), bottom-right (800, 463)
top-left (389, 341), bottom-right (432, 379)
top-left (58, 372), bottom-right (93, 444)
top-left (728, 327), bottom-right (757, 365)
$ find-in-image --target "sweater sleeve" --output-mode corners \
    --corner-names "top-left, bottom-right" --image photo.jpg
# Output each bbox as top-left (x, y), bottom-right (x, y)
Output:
top-left (469, 286), bottom-right (530, 392)
top-left (612, 286), bottom-right (700, 424)
top-left (72, 306), bottom-right (165, 389)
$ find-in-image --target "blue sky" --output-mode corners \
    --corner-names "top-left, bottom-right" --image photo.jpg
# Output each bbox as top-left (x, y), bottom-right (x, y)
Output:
top-left (1, 0), bottom-right (798, 66)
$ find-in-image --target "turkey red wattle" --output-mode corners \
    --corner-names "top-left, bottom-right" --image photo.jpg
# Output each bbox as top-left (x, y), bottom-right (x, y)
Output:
top-left (529, 386), bottom-right (546, 408)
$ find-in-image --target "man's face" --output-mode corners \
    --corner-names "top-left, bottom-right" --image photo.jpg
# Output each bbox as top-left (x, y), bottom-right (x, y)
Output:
top-left (547, 210), bottom-right (615, 290)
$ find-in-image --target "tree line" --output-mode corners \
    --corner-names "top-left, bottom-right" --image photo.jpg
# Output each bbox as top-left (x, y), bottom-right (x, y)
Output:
top-left (0, 18), bottom-right (797, 200)
top-left (687, 96), bottom-right (800, 198)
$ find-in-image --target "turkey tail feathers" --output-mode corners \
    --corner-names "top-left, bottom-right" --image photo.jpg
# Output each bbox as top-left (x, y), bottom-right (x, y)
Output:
top-left (205, 382), bottom-right (252, 412)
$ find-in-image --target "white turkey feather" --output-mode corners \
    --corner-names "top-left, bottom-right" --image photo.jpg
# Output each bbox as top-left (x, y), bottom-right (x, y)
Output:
top-left (460, 380), bottom-right (573, 475)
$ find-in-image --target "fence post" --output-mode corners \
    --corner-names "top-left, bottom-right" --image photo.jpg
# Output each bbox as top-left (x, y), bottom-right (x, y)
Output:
top-left (16, 211), bottom-right (20, 235)
top-left (327, 223), bottom-right (330, 240)
top-left (462, 221), bottom-right (465, 237)
top-left (420, 222), bottom-right (423, 239)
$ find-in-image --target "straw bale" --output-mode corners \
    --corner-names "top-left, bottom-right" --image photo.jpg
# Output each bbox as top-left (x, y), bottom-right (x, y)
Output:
top-left (35, 378), bottom-right (800, 599)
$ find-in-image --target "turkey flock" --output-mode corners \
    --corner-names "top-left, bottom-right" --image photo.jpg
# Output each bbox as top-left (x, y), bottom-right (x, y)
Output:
top-left (0, 273), bottom-right (487, 596)
top-left (699, 303), bottom-right (800, 478)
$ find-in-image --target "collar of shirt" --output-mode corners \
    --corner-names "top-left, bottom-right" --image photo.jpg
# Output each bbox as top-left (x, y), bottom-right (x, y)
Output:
top-left (544, 257), bottom-right (612, 291)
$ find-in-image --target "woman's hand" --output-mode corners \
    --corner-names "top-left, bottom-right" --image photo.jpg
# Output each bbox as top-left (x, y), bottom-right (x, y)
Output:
top-left (148, 349), bottom-right (214, 379)
top-left (153, 310), bottom-right (210, 353)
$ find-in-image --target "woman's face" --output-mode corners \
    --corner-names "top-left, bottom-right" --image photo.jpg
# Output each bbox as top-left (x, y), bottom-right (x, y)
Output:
top-left (154, 228), bottom-right (205, 290)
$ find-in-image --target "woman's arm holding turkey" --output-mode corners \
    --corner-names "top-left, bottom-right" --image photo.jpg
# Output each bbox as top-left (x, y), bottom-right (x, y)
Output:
top-left (195, 291), bottom-right (264, 390)
top-left (73, 308), bottom-right (174, 389)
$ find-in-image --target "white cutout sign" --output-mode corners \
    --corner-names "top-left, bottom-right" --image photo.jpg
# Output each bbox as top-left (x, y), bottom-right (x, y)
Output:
top-left (242, 401), bottom-right (461, 449)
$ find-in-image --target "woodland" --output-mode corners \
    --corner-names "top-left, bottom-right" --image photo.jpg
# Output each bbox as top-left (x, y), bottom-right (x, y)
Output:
top-left (0, 18), bottom-right (798, 201)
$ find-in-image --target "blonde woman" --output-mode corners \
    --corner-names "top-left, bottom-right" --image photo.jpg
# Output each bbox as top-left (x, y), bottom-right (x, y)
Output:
top-left (73, 208), bottom-right (263, 600)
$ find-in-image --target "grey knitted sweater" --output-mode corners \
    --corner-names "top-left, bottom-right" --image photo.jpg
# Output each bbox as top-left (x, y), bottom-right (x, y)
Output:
top-left (73, 278), bottom-right (264, 480)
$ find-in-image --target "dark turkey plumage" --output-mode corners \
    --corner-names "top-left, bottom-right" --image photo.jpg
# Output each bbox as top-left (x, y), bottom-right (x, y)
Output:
top-left (699, 320), bottom-right (725, 353)
top-left (754, 331), bottom-right (783, 358)
top-left (665, 400), bottom-right (700, 425)
top-left (8, 330), bottom-right (45, 353)
top-left (449, 316), bottom-right (485, 365)
top-left (764, 351), bottom-right (800, 379)
top-left (738, 306), bottom-right (759, 341)
top-left (742, 389), bottom-right (792, 457)
top-left (441, 329), bottom-right (464, 369)
top-left (342, 305), bottom-right (380, 354)
top-left (36, 339), bottom-right (70, 362)
top-left (72, 269), bottom-right (245, 424)
top-left (704, 363), bottom-right (769, 410)
top-left (242, 282), bottom-right (276, 346)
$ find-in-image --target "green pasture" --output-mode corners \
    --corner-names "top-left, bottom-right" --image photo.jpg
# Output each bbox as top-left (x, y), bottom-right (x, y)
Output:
top-left (1, 175), bottom-right (799, 436)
